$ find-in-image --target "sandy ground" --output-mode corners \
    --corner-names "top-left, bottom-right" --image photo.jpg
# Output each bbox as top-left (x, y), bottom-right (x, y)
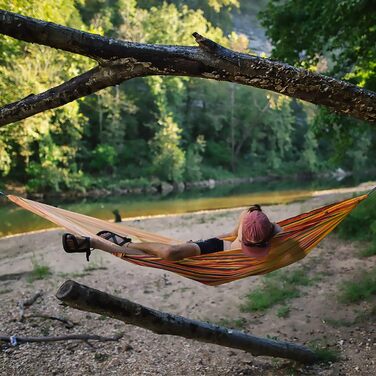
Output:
top-left (0, 192), bottom-right (375, 375)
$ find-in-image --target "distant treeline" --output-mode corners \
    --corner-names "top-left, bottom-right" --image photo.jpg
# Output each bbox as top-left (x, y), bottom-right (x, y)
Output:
top-left (0, 0), bottom-right (375, 194)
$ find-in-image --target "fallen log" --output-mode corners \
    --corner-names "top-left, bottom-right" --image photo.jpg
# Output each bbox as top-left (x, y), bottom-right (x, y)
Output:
top-left (56, 280), bottom-right (318, 363)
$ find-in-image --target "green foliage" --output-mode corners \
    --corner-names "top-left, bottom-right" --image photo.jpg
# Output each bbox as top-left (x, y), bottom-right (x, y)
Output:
top-left (3, 0), bottom-right (371, 194)
top-left (89, 144), bottom-right (118, 173)
top-left (150, 113), bottom-right (186, 182)
top-left (338, 268), bottom-right (376, 303)
top-left (0, 0), bottom-right (91, 188)
top-left (259, 0), bottom-right (376, 170)
top-left (26, 162), bottom-right (86, 193)
top-left (324, 305), bottom-right (376, 327)
top-left (241, 269), bottom-right (311, 312)
top-left (200, 165), bottom-right (235, 180)
top-left (260, 0), bottom-right (375, 90)
top-left (276, 305), bottom-right (290, 318)
top-left (360, 244), bottom-right (376, 257)
top-left (83, 258), bottom-right (107, 272)
top-left (337, 196), bottom-right (376, 254)
top-left (184, 136), bottom-right (205, 182)
top-left (311, 345), bottom-right (340, 363)
top-left (216, 317), bottom-right (247, 329)
top-left (28, 257), bottom-right (52, 282)
top-left (205, 141), bottom-right (231, 169)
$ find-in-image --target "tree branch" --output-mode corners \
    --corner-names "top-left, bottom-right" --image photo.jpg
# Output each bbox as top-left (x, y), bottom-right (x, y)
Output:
top-left (0, 333), bottom-right (122, 347)
top-left (18, 290), bottom-right (43, 321)
top-left (0, 60), bottom-right (154, 127)
top-left (25, 314), bottom-right (76, 329)
top-left (56, 280), bottom-right (319, 363)
top-left (0, 10), bottom-right (375, 125)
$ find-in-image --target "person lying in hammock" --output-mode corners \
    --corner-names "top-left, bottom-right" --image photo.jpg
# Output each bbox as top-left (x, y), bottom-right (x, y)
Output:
top-left (62, 204), bottom-right (282, 261)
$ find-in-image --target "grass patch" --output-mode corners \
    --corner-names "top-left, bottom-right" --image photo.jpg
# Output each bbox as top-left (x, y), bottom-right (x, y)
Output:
top-left (353, 305), bottom-right (376, 325)
top-left (83, 260), bottom-right (107, 272)
top-left (276, 305), bottom-right (290, 318)
top-left (324, 317), bottom-right (353, 328)
top-left (217, 317), bottom-right (247, 329)
top-left (28, 258), bottom-right (52, 282)
top-left (58, 271), bottom-right (90, 278)
top-left (309, 339), bottom-right (340, 363)
top-left (338, 268), bottom-right (376, 303)
top-left (337, 194), bottom-right (376, 258)
top-left (359, 243), bottom-right (376, 257)
top-left (324, 305), bottom-right (376, 327)
top-left (312, 346), bottom-right (340, 363)
top-left (241, 269), bottom-right (312, 312)
top-left (337, 195), bottom-right (376, 242)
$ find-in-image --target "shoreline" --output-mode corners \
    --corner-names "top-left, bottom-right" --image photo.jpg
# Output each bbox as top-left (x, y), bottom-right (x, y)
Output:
top-left (1, 181), bottom-right (374, 241)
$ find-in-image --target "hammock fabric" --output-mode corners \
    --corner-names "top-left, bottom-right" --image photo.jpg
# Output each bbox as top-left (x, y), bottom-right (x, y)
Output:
top-left (4, 192), bottom-right (371, 286)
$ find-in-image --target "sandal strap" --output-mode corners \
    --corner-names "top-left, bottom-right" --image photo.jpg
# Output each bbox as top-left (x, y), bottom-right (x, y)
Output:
top-left (96, 230), bottom-right (131, 246)
top-left (62, 233), bottom-right (92, 261)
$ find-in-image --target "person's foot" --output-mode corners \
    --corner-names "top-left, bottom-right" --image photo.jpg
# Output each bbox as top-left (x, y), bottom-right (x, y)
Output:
top-left (62, 233), bottom-right (92, 261)
top-left (96, 230), bottom-right (131, 246)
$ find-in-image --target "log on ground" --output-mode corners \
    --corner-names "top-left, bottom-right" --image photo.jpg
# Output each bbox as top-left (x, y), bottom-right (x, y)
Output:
top-left (56, 280), bottom-right (318, 363)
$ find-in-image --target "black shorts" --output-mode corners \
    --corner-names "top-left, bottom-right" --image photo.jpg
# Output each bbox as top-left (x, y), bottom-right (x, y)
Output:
top-left (194, 237), bottom-right (224, 255)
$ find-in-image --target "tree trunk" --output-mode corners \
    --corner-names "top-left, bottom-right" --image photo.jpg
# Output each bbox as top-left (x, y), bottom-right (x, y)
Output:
top-left (56, 280), bottom-right (318, 363)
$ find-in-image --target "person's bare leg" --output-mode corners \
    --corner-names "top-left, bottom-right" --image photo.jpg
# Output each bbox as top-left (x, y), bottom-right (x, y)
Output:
top-left (68, 235), bottom-right (200, 261)
top-left (125, 242), bottom-right (200, 261)
top-left (90, 237), bottom-right (146, 255)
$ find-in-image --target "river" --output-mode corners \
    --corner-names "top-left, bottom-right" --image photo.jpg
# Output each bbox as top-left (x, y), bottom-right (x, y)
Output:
top-left (0, 177), bottom-right (374, 238)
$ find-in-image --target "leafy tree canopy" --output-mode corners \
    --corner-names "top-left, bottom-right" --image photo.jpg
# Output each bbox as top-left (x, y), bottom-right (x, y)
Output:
top-left (259, 0), bottom-right (376, 171)
top-left (259, 0), bottom-right (376, 90)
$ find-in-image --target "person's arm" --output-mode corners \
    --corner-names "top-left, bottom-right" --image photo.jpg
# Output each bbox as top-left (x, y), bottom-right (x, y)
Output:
top-left (216, 211), bottom-right (244, 240)
top-left (273, 223), bottom-right (283, 235)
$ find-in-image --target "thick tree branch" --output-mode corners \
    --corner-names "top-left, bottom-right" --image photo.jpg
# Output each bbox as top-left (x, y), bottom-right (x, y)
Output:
top-left (56, 280), bottom-right (319, 363)
top-left (0, 61), bottom-right (152, 127)
top-left (0, 10), bottom-right (375, 125)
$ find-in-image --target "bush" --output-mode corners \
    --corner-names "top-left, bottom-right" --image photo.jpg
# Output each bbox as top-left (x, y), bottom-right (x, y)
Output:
top-left (337, 195), bottom-right (376, 255)
top-left (89, 144), bottom-right (118, 173)
top-left (337, 195), bottom-right (376, 241)
top-left (184, 137), bottom-right (205, 182)
top-left (200, 165), bottom-right (235, 180)
top-left (205, 140), bottom-right (231, 168)
top-left (26, 162), bottom-right (88, 193)
top-left (360, 243), bottom-right (376, 257)
top-left (150, 114), bottom-right (186, 182)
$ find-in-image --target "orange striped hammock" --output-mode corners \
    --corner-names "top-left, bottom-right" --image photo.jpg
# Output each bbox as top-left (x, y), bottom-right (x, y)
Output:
top-left (4, 191), bottom-right (372, 286)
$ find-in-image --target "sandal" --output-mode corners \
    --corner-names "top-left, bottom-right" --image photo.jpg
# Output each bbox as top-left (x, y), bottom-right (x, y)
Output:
top-left (62, 233), bottom-right (92, 261)
top-left (96, 230), bottom-right (131, 246)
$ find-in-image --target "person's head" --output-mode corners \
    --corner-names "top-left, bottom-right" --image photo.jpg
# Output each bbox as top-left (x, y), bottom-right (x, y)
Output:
top-left (241, 205), bottom-right (277, 258)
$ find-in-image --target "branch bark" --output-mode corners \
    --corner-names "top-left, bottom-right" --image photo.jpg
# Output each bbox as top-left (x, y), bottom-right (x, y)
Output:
top-left (0, 10), bottom-right (375, 125)
top-left (0, 333), bottom-right (122, 346)
top-left (0, 61), bottom-right (150, 126)
top-left (18, 291), bottom-right (43, 321)
top-left (56, 280), bottom-right (318, 363)
top-left (25, 314), bottom-right (76, 329)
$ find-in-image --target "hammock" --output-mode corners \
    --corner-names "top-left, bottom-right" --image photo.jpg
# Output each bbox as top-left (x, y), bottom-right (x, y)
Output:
top-left (3, 190), bottom-right (373, 286)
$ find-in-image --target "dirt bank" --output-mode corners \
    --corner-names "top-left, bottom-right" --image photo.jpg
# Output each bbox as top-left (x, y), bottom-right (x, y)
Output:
top-left (0, 193), bottom-right (375, 375)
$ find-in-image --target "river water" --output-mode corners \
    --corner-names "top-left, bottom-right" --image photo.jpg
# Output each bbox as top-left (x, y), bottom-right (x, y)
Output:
top-left (0, 177), bottom-right (373, 238)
